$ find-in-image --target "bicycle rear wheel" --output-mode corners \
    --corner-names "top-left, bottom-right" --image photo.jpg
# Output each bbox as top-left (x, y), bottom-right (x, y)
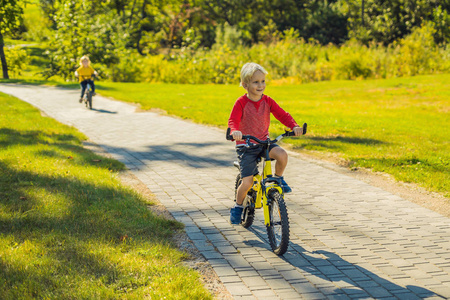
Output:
top-left (266, 189), bottom-right (289, 255)
top-left (235, 174), bottom-right (255, 228)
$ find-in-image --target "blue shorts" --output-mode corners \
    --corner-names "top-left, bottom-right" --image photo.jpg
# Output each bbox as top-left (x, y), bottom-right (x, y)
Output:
top-left (236, 143), bottom-right (279, 178)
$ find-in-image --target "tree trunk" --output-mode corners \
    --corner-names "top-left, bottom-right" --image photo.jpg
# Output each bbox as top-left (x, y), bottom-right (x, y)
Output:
top-left (0, 33), bottom-right (9, 79)
top-left (361, 0), bottom-right (365, 27)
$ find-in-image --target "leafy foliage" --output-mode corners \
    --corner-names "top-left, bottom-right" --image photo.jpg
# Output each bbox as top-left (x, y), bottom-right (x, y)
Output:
top-left (42, 1), bottom-right (127, 80)
top-left (133, 24), bottom-right (449, 84)
top-left (0, 0), bottom-right (25, 79)
top-left (5, 0), bottom-right (450, 81)
top-left (0, 0), bottom-right (24, 36)
top-left (346, 0), bottom-right (450, 45)
top-left (4, 46), bottom-right (29, 77)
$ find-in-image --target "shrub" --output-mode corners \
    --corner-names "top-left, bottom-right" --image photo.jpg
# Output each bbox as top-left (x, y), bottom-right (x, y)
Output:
top-left (109, 52), bottom-right (143, 82)
top-left (5, 47), bottom-right (29, 78)
top-left (390, 23), bottom-right (440, 77)
top-left (331, 41), bottom-right (373, 80)
top-left (111, 23), bottom-right (449, 84)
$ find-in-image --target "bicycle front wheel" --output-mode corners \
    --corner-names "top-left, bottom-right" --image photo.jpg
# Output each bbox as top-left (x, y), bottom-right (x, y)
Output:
top-left (266, 189), bottom-right (289, 255)
top-left (87, 91), bottom-right (93, 109)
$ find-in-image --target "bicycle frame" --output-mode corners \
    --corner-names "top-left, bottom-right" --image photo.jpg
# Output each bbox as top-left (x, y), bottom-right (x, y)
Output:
top-left (250, 145), bottom-right (284, 227)
top-left (86, 82), bottom-right (92, 93)
top-left (80, 76), bottom-right (95, 109)
top-left (82, 78), bottom-right (93, 96)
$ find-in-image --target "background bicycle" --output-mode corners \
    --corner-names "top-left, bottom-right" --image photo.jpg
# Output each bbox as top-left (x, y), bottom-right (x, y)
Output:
top-left (79, 75), bottom-right (95, 109)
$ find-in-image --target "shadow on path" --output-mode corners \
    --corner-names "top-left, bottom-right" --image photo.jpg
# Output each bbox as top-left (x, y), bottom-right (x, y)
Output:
top-left (95, 141), bottom-right (234, 169)
top-left (244, 226), bottom-right (444, 299)
top-left (90, 108), bottom-right (118, 114)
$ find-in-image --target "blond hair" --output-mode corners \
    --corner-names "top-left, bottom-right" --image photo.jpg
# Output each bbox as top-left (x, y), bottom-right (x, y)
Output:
top-left (79, 55), bottom-right (91, 66)
top-left (240, 62), bottom-right (268, 86)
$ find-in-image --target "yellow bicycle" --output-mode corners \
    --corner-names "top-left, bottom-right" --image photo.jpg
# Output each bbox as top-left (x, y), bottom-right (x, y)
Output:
top-left (226, 123), bottom-right (307, 255)
top-left (80, 75), bottom-right (95, 109)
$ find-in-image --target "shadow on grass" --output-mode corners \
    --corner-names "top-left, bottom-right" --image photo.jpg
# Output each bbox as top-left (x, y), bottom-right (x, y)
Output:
top-left (0, 128), bottom-right (80, 147)
top-left (26, 46), bottom-right (49, 68)
top-left (0, 79), bottom-right (80, 89)
top-left (353, 156), bottom-right (449, 173)
top-left (0, 129), bottom-right (184, 296)
top-left (96, 84), bottom-right (117, 91)
top-left (0, 159), bottom-right (180, 239)
top-left (293, 135), bottom-right (388, 152)
top-left (308, 135), bottom-right (386, 146)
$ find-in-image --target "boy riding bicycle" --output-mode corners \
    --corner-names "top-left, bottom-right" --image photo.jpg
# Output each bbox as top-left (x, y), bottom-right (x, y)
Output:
top-left (228, 62), bottom-right (303, 224)
top-left (75, 56), bottom-right (98, 103)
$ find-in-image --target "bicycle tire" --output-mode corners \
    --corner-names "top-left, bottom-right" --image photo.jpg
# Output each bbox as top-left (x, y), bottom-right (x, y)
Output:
top-left (266, 189), bottom-right (289, 255)
top-left (234, 174), bottom-right (255, 228)
top-left (87, 91), bottom-right (92, 109)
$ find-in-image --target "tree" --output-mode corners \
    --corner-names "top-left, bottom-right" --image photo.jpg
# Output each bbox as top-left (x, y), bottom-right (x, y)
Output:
top-left (43, 0), bottom-right (130, 80)
top-left (0, 0), bottom-right (24, 79)
top-left (303, 0), bottom-right (348, 45)
top-left (346, 0), bottom-right (450, 45)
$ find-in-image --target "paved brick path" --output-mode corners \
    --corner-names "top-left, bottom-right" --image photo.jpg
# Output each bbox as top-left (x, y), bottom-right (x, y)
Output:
top-left (1, 84), bottom-right (450, 299)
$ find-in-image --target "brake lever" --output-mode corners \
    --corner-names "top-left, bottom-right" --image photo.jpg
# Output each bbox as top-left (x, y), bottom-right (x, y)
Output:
top-left (244, 137), bottom-right (251, 148)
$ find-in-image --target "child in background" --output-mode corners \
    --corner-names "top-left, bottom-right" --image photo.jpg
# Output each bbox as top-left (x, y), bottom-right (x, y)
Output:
top-left (75, 56), bottom-right (98, 102)
top-left (228, 62), bottom-right (303, 224)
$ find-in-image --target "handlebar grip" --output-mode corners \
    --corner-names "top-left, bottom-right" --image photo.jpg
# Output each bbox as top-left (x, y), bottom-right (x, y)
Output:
top-left (284, 131), bottom-right (296, 137)
top-left (285, 123), bottom-right (307, 136)
top-left (226, 128), bottom-right (234, 140)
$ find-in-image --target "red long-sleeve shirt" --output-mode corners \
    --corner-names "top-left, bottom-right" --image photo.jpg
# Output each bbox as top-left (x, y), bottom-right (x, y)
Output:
top-left (228, 94), bottom-right (298, 145)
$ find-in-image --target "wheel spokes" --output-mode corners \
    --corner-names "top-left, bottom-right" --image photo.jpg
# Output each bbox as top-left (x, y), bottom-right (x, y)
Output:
top-left (271, 201), bottom-right (283, 246)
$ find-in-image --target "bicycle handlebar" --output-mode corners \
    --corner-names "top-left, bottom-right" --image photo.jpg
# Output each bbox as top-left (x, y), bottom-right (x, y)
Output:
top-left (226, 123), bottom-right (307, 143)
top-left (80, 75), bottom-right (96, 81)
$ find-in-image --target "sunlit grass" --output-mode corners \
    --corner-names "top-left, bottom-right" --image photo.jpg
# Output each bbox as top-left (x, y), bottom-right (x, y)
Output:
top-left (0, 93), bottom-right (213, 299)
top-left (94, 74), bottom-right (449, 197)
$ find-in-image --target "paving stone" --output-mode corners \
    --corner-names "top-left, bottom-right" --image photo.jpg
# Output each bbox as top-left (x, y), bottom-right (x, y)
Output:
top-left (365, 286), bottom-right (393, 298)
top-left (291, 281), bottom-right (321, 295)
top-left (240, 276), bottom-right (267, 289)
top-left (275, 288), bottom-right (305, 299)
top-left (279, 269), bottom-right (304, 281)
top-left (224, 282), bottom-right (253, 296)
top-left (251, 289), bottom-right (279, 299)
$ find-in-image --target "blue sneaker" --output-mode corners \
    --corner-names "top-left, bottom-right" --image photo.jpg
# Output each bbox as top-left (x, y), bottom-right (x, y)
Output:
top-left (279, 177), bottom-right (292, 193)
top-left (230, 206), bottom-right (243, 224)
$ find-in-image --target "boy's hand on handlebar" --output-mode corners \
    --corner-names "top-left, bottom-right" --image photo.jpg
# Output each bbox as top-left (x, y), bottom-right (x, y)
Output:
top-left (232, 131), bottom-right (243, 141)
top-left (293, 126), bottom-right (303, 136)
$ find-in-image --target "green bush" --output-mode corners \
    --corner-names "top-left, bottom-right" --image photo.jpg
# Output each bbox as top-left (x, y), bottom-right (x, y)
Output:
top-left (5, 47), bottom-right (29, 78)
top-left (109, 52), bottom-right (143, 82)
top-left (390, 23), bottom-right (440, 77)
top-left (330, 40), bottom-right (373, 80)
top-left (108, 23), bottom-right (449, 84)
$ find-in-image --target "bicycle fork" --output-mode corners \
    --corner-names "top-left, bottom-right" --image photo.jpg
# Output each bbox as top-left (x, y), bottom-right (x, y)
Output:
top-left (259, 158), bottom-right (284, 226)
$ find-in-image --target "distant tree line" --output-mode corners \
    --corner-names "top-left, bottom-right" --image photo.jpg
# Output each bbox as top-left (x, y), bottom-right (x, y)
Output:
top-left (40, 0), bottom-right (450, 49)
top-left (1, 0), bottom-right (449, 79)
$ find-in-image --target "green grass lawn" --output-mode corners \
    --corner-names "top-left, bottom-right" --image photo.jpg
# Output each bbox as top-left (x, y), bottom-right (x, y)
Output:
top-left (0, 93), bottom-right (213, 299)
top-left (94, 74), bottom-right (450, 198)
